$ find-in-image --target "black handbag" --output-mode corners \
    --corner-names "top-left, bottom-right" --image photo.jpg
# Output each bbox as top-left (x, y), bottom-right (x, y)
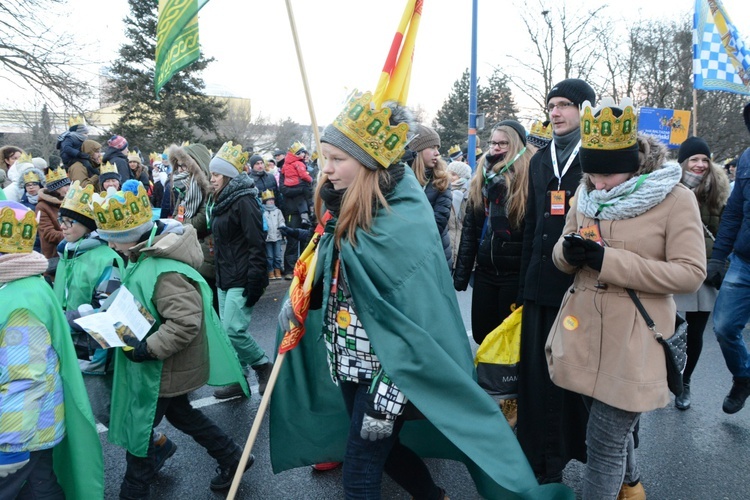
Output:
top-left (626, 289), bottom-right (688, 397)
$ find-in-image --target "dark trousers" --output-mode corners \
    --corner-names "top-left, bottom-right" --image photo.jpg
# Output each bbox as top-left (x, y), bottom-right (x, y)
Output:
top-left (470, 269), bottom-right (520, 344)
top-left (119, 393), bottom-right (241, 499)
top-left (283, 213), bottom-right (303, 274)
top-left (340, 382), bottom-right (442, 500)
top-left (683, 310), bottom-right (711, 383)
top-left (0, 449), bottom-right (63, 500)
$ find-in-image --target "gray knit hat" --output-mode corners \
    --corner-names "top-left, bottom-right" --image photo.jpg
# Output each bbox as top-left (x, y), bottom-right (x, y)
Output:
top-left (409, 124), bottom-right (441, 152)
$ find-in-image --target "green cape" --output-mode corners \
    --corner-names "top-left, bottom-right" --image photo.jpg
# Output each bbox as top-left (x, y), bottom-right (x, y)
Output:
top-left (270, 170), bottom-right (573, 499)
top-left (54, 242), bottom-right (123, 310)
top-left (0, 276), bottom-right (103, 499)
top-left (108, 256), bottom-right (248, 457)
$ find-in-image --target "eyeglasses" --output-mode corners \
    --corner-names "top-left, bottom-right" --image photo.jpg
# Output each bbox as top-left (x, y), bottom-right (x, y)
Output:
top-left (489, 140), bottom-right (510, 148)
top-left (176, 163), bottom-right (187, 170)
top-left (547, 101), bottom-right (576, 113)
top-left (57, 217), bottom-right (77, 229)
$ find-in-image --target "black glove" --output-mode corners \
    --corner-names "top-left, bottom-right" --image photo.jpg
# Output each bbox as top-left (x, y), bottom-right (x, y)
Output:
top-left (581, 238), bottom-right (605, 272)
top-left (706, 258), bottom-right (728, 289)
top-left (453, 275), bottom-right (468, 292)
top-left (279, 226), bottom-right (296, 238)
top-left (242, 284), bottom-right (264, 308)
top-left (122, 335), bottom-right (155, 363)
top-left (562, 239), bottom-right (587, 267)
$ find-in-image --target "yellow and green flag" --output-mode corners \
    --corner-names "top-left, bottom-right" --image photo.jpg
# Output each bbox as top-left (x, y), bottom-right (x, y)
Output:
top-left (155, 0), bottom-right (210, 96)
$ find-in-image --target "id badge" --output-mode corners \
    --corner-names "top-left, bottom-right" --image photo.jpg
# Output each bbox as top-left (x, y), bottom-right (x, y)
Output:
top-left (579, 224), bottom-right (604, 245)
top-left (550, 190), bottom-right (566, 215)
top-left (177, 204), bottom-right (185, 222)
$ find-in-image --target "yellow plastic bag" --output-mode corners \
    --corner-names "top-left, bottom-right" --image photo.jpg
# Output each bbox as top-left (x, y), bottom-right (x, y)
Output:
top-left (474, 306), bottom-right (522, 397)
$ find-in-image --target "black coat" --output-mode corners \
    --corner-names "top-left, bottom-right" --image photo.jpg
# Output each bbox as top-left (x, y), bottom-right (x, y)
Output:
top-left (453, 194), bottom-right (524, 291)
top-left (102, 147), bottom-right (131, 183)
top-left (209, 174), bottom-right (268, 292)
top-left (250, 170), bottom-right (283, 210)
top-left (423, 176), bottom-right (453, 267)
top-left (518, 144), bottom-right (583, 307)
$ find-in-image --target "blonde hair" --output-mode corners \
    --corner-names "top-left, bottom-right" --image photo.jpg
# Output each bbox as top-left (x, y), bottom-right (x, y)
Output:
top-left (314, 166), bottom-right (392, 248)
top-left (411, 153), bottom-right (451, 192)
top-left (467, 125), bottom-right (535, 229)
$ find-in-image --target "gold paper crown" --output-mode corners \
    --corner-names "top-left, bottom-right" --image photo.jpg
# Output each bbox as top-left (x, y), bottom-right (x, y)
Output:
top-left (529, 120), bottom-right (553, 139)
top-left (0, 206), bottom-right (37, 254)
top-left (127, 152), bottom-right (141, 163)
top-left (149, 152), bottom-right (160, 163)
top-left (92, 184), bottom-right (152, 233)
top-left (17, 152), bottom-right (32, 165)
top-left (215, 141), bottom-right (249, 174)
top-left (448, 144), bottom-right (462, 156)
top-left (61, 181), bottom-right (96, 220)
top-left (261, 189), bottom-right (275, 201)
top-left (23, 169), bottom-right (41, 185)
top-left (181, 141), bottom-right (190, 147)
top-left (100, 162), bottom-right (119, 176)
top-left (289, 141), bottom-right (306, 155)
top-left (580, 98), bottom-right (638, 151)
top-left (331, 90), bottom-right (410, 169)
top-left (46, 167), bottom-right (69, 185)
top-left (67, 114), bottom-right (86, 129)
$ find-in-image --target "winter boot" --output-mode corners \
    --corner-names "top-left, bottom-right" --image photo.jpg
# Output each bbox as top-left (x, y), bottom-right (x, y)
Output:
top-left (274, 269), bottom-right (282, 279)
top-left (269, 271), bottom-right (276, 281)
top-left (253, 361), bottom-right (273, 395)
top-left (210, 453), bottom-right (255, 490)
top-left (617, 481), bottom-right (646, 500)
top-left (675, 382), bottom-right (691, 410)
top-left (213, 383), bottom-right (248, 400)
top-left (722, 377), bottom-right (750, 414)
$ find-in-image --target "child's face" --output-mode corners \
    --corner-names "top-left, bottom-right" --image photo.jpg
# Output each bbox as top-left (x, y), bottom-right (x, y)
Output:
top-left (265, 199), bottom-right (275, 207)
top-left (60, 216), bottom-right (89, 242)
top-left (103, 179), bottom-right (120, 190)
top-left (25, 183), bottom-right (40, 196)
top-left (449, 172), bottom-right (459, 182)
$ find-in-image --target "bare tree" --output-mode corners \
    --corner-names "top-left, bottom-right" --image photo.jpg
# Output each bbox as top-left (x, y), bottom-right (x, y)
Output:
top-left (0, 0), bottom-right (92, 108)
top-left (216, 100), bottom-right (274, 151)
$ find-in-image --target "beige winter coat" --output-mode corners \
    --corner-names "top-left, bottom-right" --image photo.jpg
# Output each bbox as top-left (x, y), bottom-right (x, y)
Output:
top-left (546, 145), bottom-right (707, 413)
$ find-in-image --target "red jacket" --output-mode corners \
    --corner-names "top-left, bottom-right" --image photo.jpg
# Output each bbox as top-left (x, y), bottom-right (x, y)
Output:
top-left (281, 152), bottom-right (311, 187)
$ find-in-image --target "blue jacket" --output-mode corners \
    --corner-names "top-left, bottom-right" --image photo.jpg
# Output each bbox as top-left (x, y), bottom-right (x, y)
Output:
top-left (712, 147), bottom-right (750, 262)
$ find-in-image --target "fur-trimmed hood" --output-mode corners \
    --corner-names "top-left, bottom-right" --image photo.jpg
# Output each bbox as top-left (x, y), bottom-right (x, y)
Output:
top-left (581, 133), bottom-right (668, 191)
top-left (168, 145), bottom-right (210, 196)
top-left (15, 165), bottom-right (46, 189)
top-left (37, 188), bottom-right (64, 207)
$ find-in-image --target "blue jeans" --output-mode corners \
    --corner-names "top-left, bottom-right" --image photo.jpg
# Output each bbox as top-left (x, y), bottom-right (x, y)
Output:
top-left (119, 394), bottom-right (241, 499)
top-left (713, 253), bottom-right (750, 378)
top-left (0, 449), bottom-right (63, 500)
top-left (582, 397), bottom-right (641, 500)
top-left (340, 382), bottom-right (442, 500)
top-left (266, 240), bottom-right (283, 271)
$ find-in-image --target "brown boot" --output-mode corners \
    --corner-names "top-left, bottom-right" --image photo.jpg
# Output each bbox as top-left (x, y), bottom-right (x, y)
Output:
top-left (274, 269), bottom-right (282, 279)
top-left (269, 271), bottom-right (276, 281)
top-left (617, 481), bottom-right (646, 500)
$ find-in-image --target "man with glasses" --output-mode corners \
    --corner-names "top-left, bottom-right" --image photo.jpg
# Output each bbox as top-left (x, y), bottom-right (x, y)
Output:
top-left (517, 78), bottom-right (596, 484)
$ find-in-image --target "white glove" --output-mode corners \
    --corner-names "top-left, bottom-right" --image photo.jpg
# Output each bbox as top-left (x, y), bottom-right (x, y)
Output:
top-left (277, 299), bottom-right (300, 333)
top-left (360, 414), bottom-right (395, 441)
top-left (0, 452), bottom-right (30, 478)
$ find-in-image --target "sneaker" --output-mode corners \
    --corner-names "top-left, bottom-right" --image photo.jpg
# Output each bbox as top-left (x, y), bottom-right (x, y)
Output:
top-left (153, 433), bottom-right (177, 473)
top-left (283, 272), bottom-right (293, 281)
top-left (675, 383), bottom-right (691, 410)
top-left (210, 454), bottom-right (255, 490)
top-left (213, 383), bottom-right (247, 400)
top-left (311, 462), bottom-right (342, 471)
top-left (722, 377), bottom-right (750, 414)
top-left (617, 481), bottom-right (646, 500)
top-left (253, 361), bottom-right (273, 396)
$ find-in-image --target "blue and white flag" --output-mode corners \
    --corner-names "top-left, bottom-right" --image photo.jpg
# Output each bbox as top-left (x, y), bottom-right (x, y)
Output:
top-left (693, 0), bottom-right (750, 95)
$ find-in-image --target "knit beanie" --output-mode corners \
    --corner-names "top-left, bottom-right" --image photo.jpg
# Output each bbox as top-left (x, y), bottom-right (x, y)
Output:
top-left (248, 154), bottom-right (265, 168)
top-left (677, 136), bottom-right (711, 164)
top-left (99, 169), bottom-right (121, 185)
top-left (58, 206), bottom-right (97, 231)
top-left (447, 161), bottom-right (472, 181)
top-left (579, 106), bottom-right (639, 174)
top-left (547, 78), bottom-right (596, 107)
top-left (183, 143), bottom-right (212, 174)
top-left (108, 135), bottom-right (128, 151)
top-left (409, 124), bottom-right (441, 152)
top-left (496, 120), bottom-right (527, 146)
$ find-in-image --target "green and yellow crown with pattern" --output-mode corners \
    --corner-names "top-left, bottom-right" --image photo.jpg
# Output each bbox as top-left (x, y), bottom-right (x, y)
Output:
top-left (92, 184), bottom-right (152, 232)
top-left (580, 97), bottom-right (638, 151)
top-left (0, 206), bottom-right (37, 254)
top-left (331, 90), bottom-right (410, 169)
top-left (530, 120), bottom-right (552, 140)
top-left (215, 141), bottom-right (249, 174)
top-left (46, 167), bottom-right (68, 185)
top-left (100, 162), bottom-right (118, 176)
top-left (448, 144), bottom-right (462, 156)
top-left (61, 181), bottom-right (96, 220)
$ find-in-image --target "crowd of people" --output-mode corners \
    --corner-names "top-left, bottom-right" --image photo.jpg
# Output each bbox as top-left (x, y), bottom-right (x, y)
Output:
top-left (0, 82), bottom-right (749, 500)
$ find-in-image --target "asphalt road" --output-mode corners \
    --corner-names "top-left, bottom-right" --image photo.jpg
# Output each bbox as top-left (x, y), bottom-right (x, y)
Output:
top-left (91, 277), bottom-right (750, 499)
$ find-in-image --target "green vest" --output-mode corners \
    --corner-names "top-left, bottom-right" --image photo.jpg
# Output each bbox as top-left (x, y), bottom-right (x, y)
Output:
top-left (54, 242), bottom-right (123, 311)
top-left (0, 276), bottom-right (103, 499)
top-left (108, 255), bottom-right (248, 457)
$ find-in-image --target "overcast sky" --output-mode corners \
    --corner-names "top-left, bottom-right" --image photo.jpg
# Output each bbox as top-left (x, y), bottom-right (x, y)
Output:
top-left (5, 0), bottom-right (750, 126)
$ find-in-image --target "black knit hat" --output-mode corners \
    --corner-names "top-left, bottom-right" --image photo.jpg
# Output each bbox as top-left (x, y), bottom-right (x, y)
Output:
top-left (579, 106), bottom-right (639, 174)
top-left (99, 170), bottom-right (121, 185)
top-left (248, 154), bottom-right (265, 168)
top-left (496, 120), bottom-right (527, 146)
top-left (59, 206), bottom-right (97, 232)
top-left (677, 136), bottom-right (711, 164)
top-left (547, 78), bottom-right (596, 107)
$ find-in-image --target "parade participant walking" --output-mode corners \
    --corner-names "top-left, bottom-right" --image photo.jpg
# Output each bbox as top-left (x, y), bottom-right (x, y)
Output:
top-left (92, 181), bottom-right (253, 497)
top-left (454, 120), bottom-right (534, 344)
top-left (262, 189), bottom-right (285, 280)
top-left (68, 139), bottom-right (102, 188)
top-left (207, 142), bottom-right (273, 399)
top-left (0, 200), bottom-right (103, 500)
top-left (547, 99), bottom-right (705, 499)
top-left (35, 167), bottom-right (71, 259)
top-left (673, 136), bottom-right (730, 410)
top-left (271, 91), bottom-right (572, 500)
top-left (517, 79), bottom-right (595, 483)
top-left (710, 102), bottom-right (750, 415)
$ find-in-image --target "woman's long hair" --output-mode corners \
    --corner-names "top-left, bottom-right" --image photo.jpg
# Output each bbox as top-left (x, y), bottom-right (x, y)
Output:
top-left (467, 125), bottom-right (534, 229)
top-left (411, 153), bottom-right (450, 192)
top-left (314, 166), bottom-right (393, 248)
top-left (679, 157), bottom-right (731, 215)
